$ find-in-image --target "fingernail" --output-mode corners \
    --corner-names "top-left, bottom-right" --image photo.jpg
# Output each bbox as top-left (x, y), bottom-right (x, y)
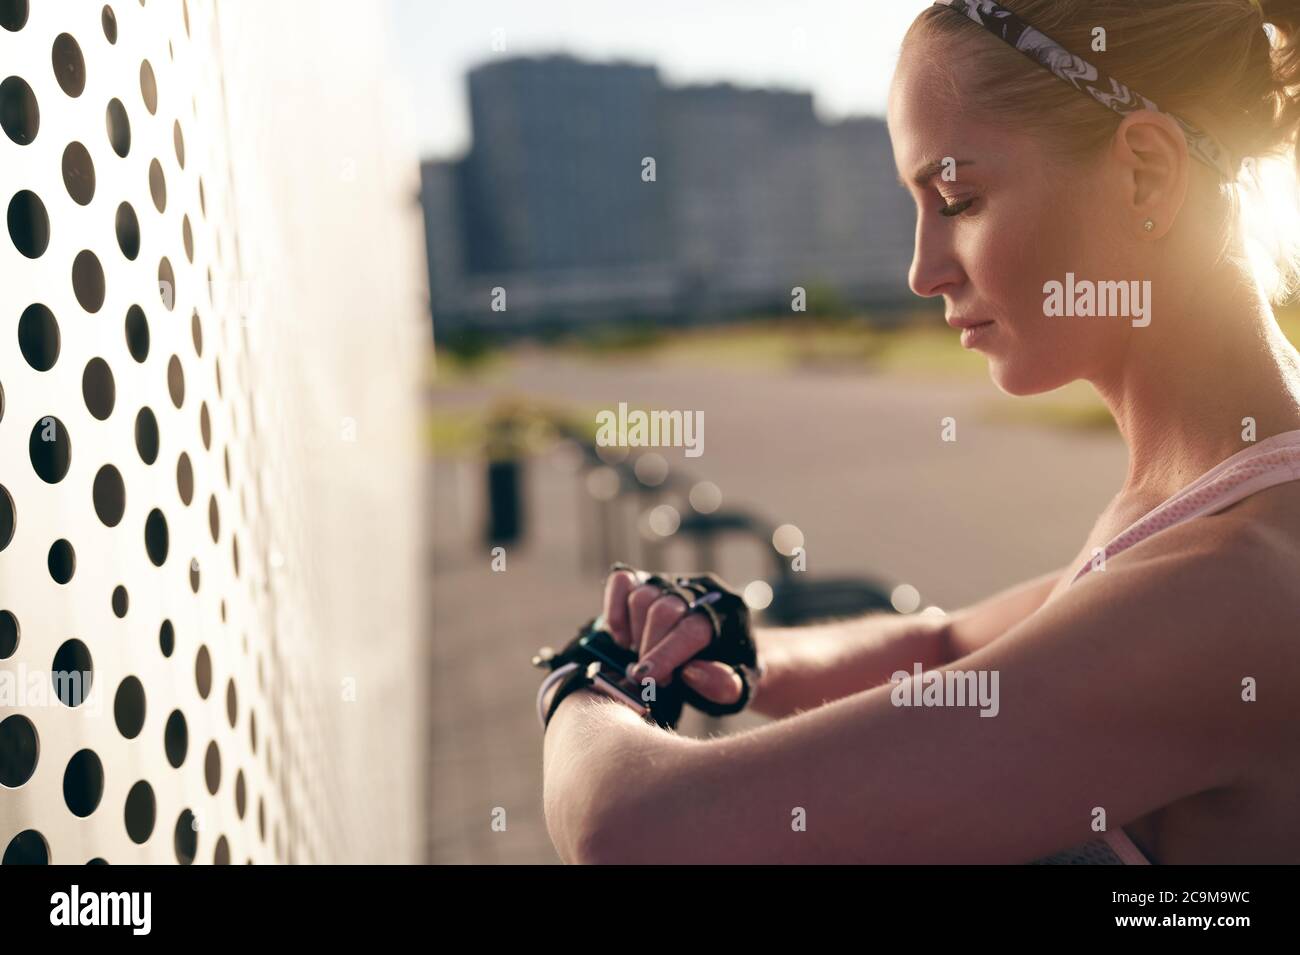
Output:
top-left (629, 661), bottom-right (651, 680)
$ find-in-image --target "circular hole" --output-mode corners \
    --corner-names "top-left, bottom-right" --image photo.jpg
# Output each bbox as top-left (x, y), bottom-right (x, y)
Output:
top-left (102, 5), bottom-right (117, 44)
top-left (258, 799), bottom-right (265, 841)
top-left (204, 740), bottom-right (220, 794)
top-left (176, 452), bottom-right (193, 505)
top-left (47, 538), bottom-right (75, 584)
top-left (144, 508), bottom-right (168, 565)
top-left (164, 709), bottom-right (186, 766)
top-left (198, 177), bottom-right (206, 216)
top-left (51, 33), bottom-right (86, 97)
top-left (29, 416), bottom-right (71, 483)
top-left (195, 644), bottom-right (211, 699)
top-left (173, 119), bottom-right (184, 167)
top-left (250, 711), bottom-right (257, 754)
top-left (63, 749), bottom-right (104, 817)
top-left (134, 407), bottom-right (159, 464)
top-left (0, 485), bottom-right (13, 551)
top-left (174, 809), bottom-right (197, 864)
top-left (124, 780), bottom-right (155, 844)
top-left (0, 75), bottom-right (39, 145)
top-left (51, 638), bottom-right (92, 706)
top-left (232, 534), bottom-right (240, 577)
top-left (72, 250), bottom-right (106, 312)
top-left (114, 676), bottom-right (145, 739)
top-left (214, 836), bottom-right (230, 865)
top-left (158, 257), bottom-right (174, 310)
top-left (200, 402), bottom-right (211, 449)
top-left (111, 584), bottom-right (128, 617)
top-left (7, 189), bottom-right (49, 258)
top-left (189, 559), bottom-right (199, 593)
top-left (93, 464), bottom-right (125, 526)
top-left (191, 310), bottom-right (202, 355)
top-left (2, 831), bottom-right (48, 865)
top-left (208, 494), bottom-right (219, 542)
top-left (82, 357), bottom-right (115, 419)
top-left (105, 97), bottom-right (129, 156)
top-left (0, 713), bottom-right (38, 787)
top-left (115, 201), bottom-right (140, 259)
top-left (148, 158), bottom-right (166, 212)
top-left (0, 610), bottom-right (18, 658)
top-left (235, 769), bottom-right (246, 818)
top-left (124, 303), bottom-right (148, 360)
top-left (182, 215), bottom-right (193, 262)
top-left (61, 141), bottom-right (95, 204)
top-left (139, 59), bottom-right (156, 114)
top-left (18, 303), bottom-right (59, 371)
top-left (226, 679), bottom-right (237, 727)
top-left (159, 619), bottom-right (175, 657)
top-left (167, 355), bottom-right (184, 407)
top-left (0, 1), bottom-right (30, 32)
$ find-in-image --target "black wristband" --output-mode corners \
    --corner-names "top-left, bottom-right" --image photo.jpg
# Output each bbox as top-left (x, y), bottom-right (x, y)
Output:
top-left (543, 666), bottom-right (594, 729)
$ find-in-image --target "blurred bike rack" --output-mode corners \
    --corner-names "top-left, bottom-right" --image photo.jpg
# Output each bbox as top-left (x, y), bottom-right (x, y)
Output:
top-left (483, 408), bottom-right (898, 626)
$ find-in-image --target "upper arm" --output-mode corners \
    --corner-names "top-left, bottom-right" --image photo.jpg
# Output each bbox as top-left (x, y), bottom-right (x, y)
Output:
top-left (586, 538), bottom-right (1268, 864)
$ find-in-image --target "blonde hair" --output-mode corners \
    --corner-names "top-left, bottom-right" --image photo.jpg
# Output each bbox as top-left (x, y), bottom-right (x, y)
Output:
top-left (905, 0), bottom-right (1300, 302)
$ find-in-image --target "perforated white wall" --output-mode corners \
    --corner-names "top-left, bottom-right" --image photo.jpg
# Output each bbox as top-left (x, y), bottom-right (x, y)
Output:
top-left (1, 0), bottom-right (426, 864)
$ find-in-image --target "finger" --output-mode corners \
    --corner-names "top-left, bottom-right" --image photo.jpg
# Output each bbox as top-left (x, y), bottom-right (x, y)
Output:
top-left (638, 591), bottom-right (690, 660)
top-left (630, 612), bottom-right (712, 687)
top-left (680, 661), bottom-right (743, 705)
top-left (602, 571), bottom-right (640, 648)
top-left (626, 584), bottom-right (662, 655)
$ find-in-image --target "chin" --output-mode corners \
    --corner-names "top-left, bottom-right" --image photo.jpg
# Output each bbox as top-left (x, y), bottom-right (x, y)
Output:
top-left (987, 358), bottom-right (1073, 397)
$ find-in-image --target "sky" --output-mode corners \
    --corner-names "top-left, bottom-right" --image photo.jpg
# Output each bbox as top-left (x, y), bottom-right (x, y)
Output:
top-left (387, 0), bottom-right (927, 160)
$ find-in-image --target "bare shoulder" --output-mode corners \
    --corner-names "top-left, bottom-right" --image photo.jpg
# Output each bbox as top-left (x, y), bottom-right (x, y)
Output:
top-left (1048, 488), bottom-right (1300, 742)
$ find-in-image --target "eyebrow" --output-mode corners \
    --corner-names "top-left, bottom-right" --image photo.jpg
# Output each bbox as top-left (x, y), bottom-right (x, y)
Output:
top-left (901, 158), bottom-right (975, 187)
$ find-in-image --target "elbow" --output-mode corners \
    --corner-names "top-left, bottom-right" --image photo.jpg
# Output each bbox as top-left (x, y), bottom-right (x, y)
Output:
top-left (546, 737), bottom-right (685, 864)
top-left (547, 776), bottom-right (643, 865)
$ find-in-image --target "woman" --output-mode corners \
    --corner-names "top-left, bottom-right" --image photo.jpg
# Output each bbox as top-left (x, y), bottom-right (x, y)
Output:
top-left (540, 0), bottom-right (1300, 864)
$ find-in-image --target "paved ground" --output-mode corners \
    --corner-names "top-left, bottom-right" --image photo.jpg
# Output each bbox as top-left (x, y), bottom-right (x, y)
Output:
top-left (424, 349), bottom-right (1128, 863)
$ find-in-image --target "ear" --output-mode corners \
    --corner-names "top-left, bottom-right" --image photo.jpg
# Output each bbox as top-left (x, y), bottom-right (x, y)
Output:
top-left (1110, 110), bottom-right (1189, 238)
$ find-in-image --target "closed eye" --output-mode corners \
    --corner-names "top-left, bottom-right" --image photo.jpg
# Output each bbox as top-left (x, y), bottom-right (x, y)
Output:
top-left (939, 197), bottom-right (976, 218)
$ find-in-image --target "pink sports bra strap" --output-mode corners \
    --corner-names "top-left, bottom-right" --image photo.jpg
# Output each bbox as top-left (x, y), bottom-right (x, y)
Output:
top-left (1103, 827), bottom-right (1152, 865)
top-left (1071, 429), bottom-right (1300, 586)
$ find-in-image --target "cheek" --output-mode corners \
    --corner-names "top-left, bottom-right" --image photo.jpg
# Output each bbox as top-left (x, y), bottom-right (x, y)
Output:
top-left (964, 190), bottom-right (1094, 331)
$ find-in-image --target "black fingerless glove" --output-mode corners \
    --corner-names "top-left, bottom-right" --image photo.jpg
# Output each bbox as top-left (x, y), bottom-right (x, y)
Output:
top-left (531, 563), bottom-right (764, 731)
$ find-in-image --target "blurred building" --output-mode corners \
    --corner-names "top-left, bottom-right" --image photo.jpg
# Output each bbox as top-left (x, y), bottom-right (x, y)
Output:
top-left (422, 55), bottom-right (915, 336)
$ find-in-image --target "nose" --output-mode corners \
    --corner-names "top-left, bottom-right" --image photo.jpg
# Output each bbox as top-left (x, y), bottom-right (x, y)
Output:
top-left (908, 214), bottom-right (964, 300)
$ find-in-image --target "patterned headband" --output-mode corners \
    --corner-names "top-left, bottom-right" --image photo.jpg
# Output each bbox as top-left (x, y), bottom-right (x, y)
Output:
top-left (931, 0), bottom-right (1236, 180)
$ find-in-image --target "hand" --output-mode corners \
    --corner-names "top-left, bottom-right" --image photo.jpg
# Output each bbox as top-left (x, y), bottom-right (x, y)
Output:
top-left (602, 569), bottom-right (744, 707)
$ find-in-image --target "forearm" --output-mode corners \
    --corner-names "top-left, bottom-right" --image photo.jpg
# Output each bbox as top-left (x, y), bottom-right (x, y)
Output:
top-left (750, 611), bottom-right (950, 719)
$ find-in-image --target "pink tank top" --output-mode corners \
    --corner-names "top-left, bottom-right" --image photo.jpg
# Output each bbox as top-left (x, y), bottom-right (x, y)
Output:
top-left (1036, 427), bottom-right (1300, 865)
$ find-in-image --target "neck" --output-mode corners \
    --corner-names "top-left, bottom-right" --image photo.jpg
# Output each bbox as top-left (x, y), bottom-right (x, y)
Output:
top-left (1088, 275), bottom-right (1300, 502)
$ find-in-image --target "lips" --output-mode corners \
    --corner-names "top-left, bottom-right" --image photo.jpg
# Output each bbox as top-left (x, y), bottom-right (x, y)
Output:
top-left (946, 316), bottom-right (993, 330)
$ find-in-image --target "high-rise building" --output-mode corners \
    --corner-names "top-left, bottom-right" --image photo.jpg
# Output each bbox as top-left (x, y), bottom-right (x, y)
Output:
top-left (422, 55), bottom-right (915, 334)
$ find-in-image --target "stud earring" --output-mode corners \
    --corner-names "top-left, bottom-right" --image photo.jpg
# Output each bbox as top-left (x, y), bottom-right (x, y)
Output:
top-left (1143, 219), bottom-right (1155, 233)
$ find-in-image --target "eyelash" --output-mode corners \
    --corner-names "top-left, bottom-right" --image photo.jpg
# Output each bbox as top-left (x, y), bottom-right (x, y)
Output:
top-left (938, 197), bottom-right (977, 218)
